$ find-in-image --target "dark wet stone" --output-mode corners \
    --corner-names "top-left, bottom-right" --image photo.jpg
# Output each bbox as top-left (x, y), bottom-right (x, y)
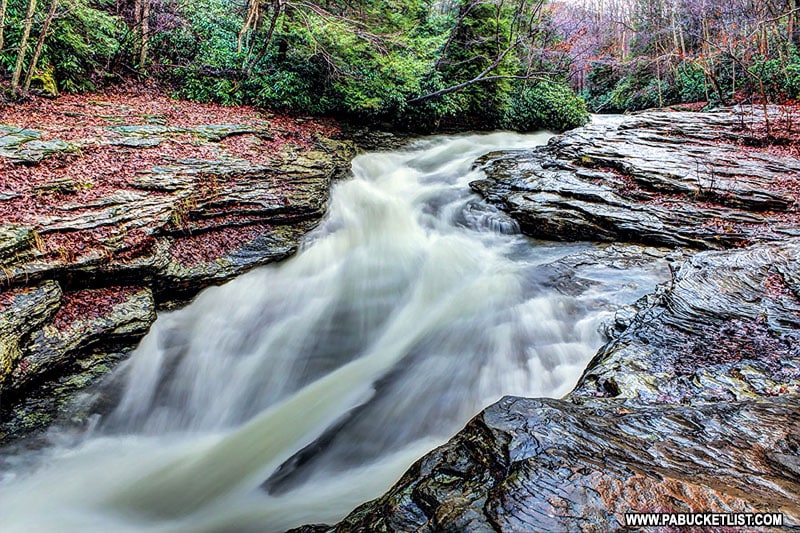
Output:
top-left (0, 224), bottom-right (36, 266)
top-left (322, 396), bottom-right (800, 532)
top-left (471, 108), bottom-right (799, 249)
top-left (0, 281), bottom-right (61, 387)
top-left (0, 287), bottom-right (155, 440)
top-left (12, 288), bottom-right (155, 391)
top-left (531, 243), bottom-right (684, 297)
top-left (310, 237), bottom-right (800, 532)
top-left (572, 239), bottom-right (800, 403)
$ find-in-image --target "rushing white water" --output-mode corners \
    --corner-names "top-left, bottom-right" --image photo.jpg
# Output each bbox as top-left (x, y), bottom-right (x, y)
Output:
top-left (0, 132), bottom-right (670, 532)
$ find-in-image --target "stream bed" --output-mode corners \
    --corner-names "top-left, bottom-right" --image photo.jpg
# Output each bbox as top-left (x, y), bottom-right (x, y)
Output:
top-left (0, 132), bottom-right (671, 532)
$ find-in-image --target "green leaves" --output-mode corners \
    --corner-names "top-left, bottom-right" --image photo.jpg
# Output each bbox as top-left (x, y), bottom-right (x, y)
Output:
top-left (0, 0), bottom-right (120, 92)
top-left (0, 0), bottom-right (589, 131)
top-left (503, 80), bottom-right (589, 132)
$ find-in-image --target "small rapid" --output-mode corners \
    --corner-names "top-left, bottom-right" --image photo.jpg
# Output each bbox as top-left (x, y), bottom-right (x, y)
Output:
top-left (0, 132), bottom-right (669, 532)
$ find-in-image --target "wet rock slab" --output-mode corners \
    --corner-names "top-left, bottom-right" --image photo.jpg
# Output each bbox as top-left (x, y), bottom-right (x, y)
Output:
top-left (573, 239), bottom-right (800, 403)
top-left (312, 396), bottom-right (799, 532)
top-left (3, 149), bottom-right (352, 299)
top-left (471, 108), bottom-right (800, 249)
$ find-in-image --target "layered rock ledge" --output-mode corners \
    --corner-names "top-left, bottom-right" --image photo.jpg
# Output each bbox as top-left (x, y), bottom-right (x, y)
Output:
top-left (471, 108), bottom-right (800, 249)
top-left (0, 95), bottom-right (355, 440)
top-left (299, 108), bottom-right (800, 531)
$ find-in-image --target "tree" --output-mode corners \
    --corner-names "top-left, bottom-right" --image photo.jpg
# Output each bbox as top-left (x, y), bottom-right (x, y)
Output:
top-left (23, 0), bottom-right (60, 92)
top-left (409, 0), bottom-right (546, 114)
top-left (11, 0), bottom-right (39, 94)
top-left (0, 0), bottom-right (8, 51)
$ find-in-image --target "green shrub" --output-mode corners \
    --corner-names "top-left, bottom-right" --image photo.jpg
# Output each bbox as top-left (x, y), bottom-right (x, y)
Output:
top-left (503, 80), bottom-right (589, 131)
top-left (750, 51), bottom-right (800, 99)
top-left (0, 0), bottom-right (121, 92)
top-left (586, 60), bottom-right (711, 113)
top-left (676, 63), bottom-right (707, 103)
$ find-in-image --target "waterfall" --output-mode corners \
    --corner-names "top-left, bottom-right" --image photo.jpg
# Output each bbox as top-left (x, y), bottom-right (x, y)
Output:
top-left (0, 132), bottom-right (669, 532)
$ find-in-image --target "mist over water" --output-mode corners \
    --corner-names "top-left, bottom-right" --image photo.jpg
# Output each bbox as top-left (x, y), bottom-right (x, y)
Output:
top-left (0, 132), bottom-right (669, 532)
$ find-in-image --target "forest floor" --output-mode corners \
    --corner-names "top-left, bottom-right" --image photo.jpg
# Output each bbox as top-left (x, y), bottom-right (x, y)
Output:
top-left (0, 88), bottom-right (343, 269)
top-left (0, 88), bottom-right (340, 218)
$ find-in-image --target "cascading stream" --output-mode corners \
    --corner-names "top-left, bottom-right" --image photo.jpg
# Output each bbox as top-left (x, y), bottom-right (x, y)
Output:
top-left (0, 132), bottom-right (670, 532)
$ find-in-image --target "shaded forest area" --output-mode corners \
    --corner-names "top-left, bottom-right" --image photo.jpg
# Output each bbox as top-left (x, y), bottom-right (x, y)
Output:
top-left (0, 0), bottom-right (799, 130)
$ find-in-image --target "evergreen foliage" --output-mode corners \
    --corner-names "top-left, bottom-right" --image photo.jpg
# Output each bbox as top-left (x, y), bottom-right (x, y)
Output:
top-left (0, 0), bottom-right (585, 131)
top-left (505, 80), bottom-right (589, 131)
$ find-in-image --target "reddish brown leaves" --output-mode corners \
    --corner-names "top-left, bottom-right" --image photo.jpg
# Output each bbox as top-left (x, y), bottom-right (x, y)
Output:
top-left (167, 223), bottom-right (272, 266)
top-left (0, 89), bottom-right (340, 225)
top-left (51, 286), bottom-right (142, 330)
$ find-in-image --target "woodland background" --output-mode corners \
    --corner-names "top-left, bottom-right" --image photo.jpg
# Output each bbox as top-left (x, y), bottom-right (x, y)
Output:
top-left (1, 0), bottom-right (799, 130)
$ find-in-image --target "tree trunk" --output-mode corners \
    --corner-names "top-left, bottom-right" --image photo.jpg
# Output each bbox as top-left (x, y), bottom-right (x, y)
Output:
top-left (670, 1), bottom-right (679, 53)
top-left (11, 0), bottom-right (38, 94)
top-left (656, 58), bottom-right (663, 107)
top-left (139, 0), bottom-right (149, 66)
top-left (238, 0), bottom-right (260, 54)
top-left (133, 0), bottom-right (142, 63)
top-left (245, 0), bottom-right (282, 73)
top-left (23, 0), bottom-right (58, 92)
top-left (0, 0), bottom-right (8, 51)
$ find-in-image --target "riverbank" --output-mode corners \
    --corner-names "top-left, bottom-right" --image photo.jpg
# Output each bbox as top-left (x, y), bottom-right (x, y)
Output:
top-left (0, 90), bottom-right (356, 440)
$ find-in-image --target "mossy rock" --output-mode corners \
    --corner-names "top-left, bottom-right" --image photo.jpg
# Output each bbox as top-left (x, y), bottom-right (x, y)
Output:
top-left (29, 67), bottom-right (59, 98)
top-left (0, 225), bottom-right (37, 265)
top-left (190, 124), bottom-right (263, 141)
top-left (109, 125), bottom-right (175, 137)
top-left (34, 178), bottom-right (88, 195)
top-left (0, 126), bottom-right (75, 164)
top-left (111, 137), bottom-right (165, 148)
top-left (0, 280), bottom-right (62, 385)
